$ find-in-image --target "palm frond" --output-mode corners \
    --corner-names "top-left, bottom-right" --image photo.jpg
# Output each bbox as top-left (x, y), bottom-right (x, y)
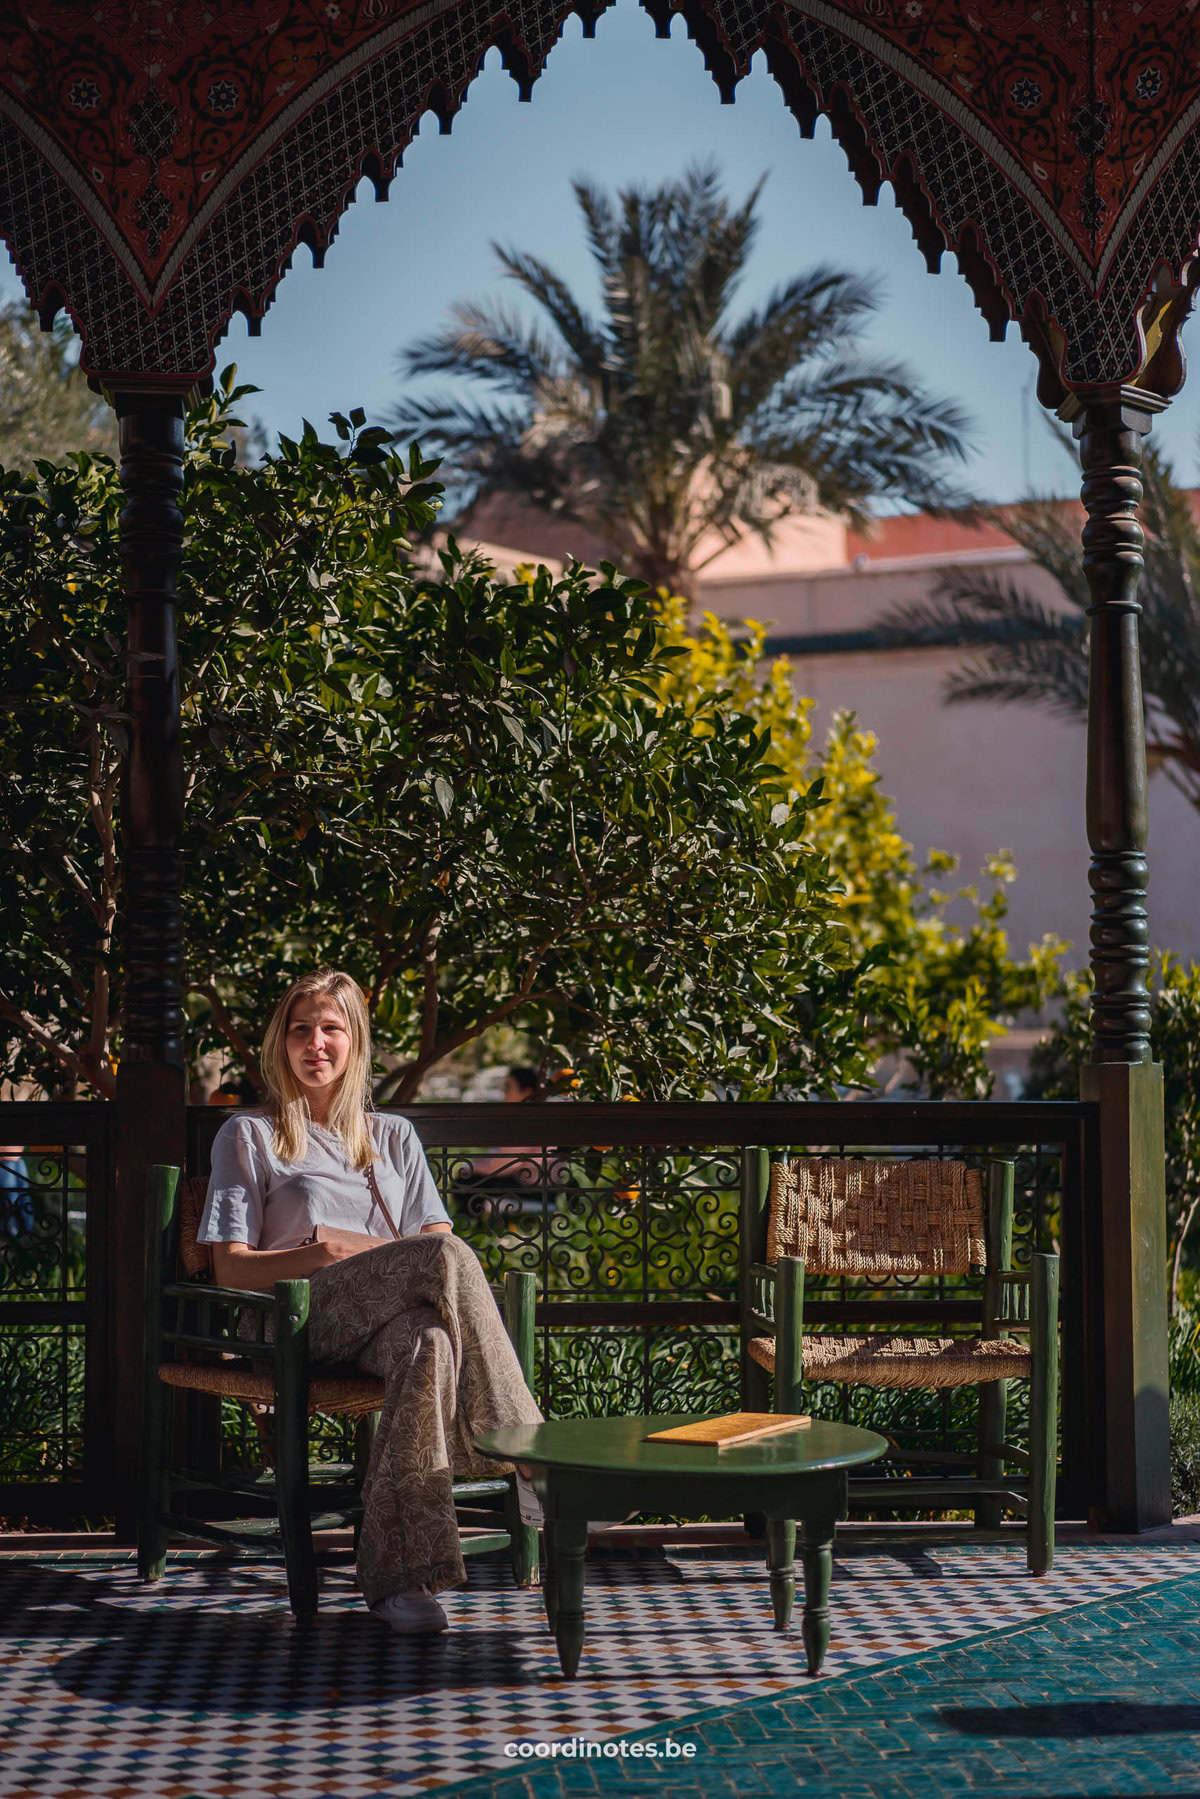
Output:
top-left (860, 433), bottom-right (1200, 791)
top-left (963, 495), bottom-right (1089, 611)
top-left (490, 247), bottom-right (607, 374)
top-left (722, 270), bottom-right (879, 425)
top-left (400, 304), bottom-right (561, 393)
top-left (571, 176), bottom-right (618, 275)
top-left (1138, 449), bottom-right (1200, 739)
top-left (927, 568), bottom-right (1084, 638)
top-left (942, 638), bottom-right (1090, 722)
top-left (747, 358), bottom-right (975, 519)
top-left (724, 265), bottom-right (877, 360)
top-left (387, 391), bottom-right (532, 458)
top-left (879, 581), bottom-right (1059, 638)
top-left (878, 571), bottom-right (1088, 718)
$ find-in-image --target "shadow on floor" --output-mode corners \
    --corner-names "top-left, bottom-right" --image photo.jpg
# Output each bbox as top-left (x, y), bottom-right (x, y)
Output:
top-left (940, 1701), bottom-right (1200, 1737)
top-left (0, 1560), bottom-right (540, 1710)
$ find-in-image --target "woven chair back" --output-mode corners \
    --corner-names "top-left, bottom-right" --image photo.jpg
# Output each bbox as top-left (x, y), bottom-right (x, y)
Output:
top-left (766, 1157), bottom-right (986, 1277)
top-left (177, 1174), bottom-right (214, 1279)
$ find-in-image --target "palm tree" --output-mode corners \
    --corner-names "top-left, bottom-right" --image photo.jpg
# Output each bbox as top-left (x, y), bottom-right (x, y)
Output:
top-left (877, 446), bottom-right (1200, 814)
top-left (391, 163), bottom-right (974, 594)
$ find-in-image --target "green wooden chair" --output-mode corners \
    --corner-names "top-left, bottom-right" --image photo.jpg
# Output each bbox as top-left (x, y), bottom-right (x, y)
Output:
top-left (740, 1152), bottom-right (1059, 1574)
top-left (138, 1163), bottom-right (538, 1619)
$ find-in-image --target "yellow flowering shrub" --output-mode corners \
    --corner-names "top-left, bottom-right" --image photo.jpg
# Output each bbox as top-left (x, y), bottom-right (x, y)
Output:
top-left (652, 595), bottom-right (1065, 1097)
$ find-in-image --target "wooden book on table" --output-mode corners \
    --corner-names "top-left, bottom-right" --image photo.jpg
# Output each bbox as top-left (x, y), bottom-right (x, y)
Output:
top-left (646, 1412), bottom-right (812, 1450)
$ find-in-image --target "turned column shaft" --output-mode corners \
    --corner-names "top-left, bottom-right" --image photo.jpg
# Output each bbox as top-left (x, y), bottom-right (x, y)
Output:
top-left (116, 393), bottom-right (187, 1064)
top-left (111, 388), bottom-right (189, 1535)
top-left (1070, 390), bottom-right (1164, 1064)
top-left (1064, 385), bottom-right (1171, 1529)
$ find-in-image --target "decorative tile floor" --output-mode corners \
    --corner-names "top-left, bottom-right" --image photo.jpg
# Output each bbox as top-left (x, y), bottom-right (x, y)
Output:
top-left (1, 1542), bottom-right (1198, 1796)
top-left (449, 1571), bottom-right (1200, 1799)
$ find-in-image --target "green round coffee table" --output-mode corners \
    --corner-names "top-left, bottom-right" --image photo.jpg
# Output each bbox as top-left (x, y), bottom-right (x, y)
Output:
top-left (475, 1413), bottom-right (886, 1679)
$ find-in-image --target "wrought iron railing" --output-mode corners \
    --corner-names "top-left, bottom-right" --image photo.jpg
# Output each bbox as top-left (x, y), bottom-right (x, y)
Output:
top-left (0, 1102), bottom-right (115, 1523)
top-left (195, 1097), bottom-right (1095, 1512)
top-left (0, 1097), bottom-right (1096, 1524)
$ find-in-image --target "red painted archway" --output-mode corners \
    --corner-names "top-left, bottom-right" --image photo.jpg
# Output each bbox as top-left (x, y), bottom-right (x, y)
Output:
top-left (1, 2), bottom-right (1198, 396)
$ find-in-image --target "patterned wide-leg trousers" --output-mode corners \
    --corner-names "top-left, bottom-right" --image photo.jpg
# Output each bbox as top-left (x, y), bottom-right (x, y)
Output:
top-left (307, 1233), bottom-right (542, 1606)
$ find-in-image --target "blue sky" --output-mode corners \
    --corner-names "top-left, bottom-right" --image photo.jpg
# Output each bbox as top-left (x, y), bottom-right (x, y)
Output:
top-left (6, 0), bottom-right (1200, 503)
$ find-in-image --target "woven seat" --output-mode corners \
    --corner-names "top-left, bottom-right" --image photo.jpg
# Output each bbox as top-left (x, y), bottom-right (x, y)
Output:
top-left (767, 1157), bottom-right (986, 1276)
top-left (766, 1156), bottom-right (994, 1378)
top-left (162, 1182), bottom-right (388, 1418)
top-left (739, 1149), bottom-right (1060, 1574)
top-left (157, 1359), bottom-right (386, 1417)
top-left (748, 1332), bottom-right (1031, 1389)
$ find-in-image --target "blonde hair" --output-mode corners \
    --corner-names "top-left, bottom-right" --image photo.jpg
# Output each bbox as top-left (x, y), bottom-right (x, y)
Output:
top-left (260, 969), bottom-right (377, 1170)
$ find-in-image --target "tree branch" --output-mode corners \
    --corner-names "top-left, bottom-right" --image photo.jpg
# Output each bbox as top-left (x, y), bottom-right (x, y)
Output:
top-left (58, 852), bottom-right (102, 922)
top-left (84, 726), bottom-right (121, 1074)
top-left (388, 950), bottom-right (550, 1103)
top-left (367, 944), bottom-right (400, 1015)
top-left (419, 917), bottom-right (442, 1063)
top-left (1170, 1189), bottom-right (1200, 1317)
top-left (188, 982), bottom-right (265, 1090)
top-left (0, 990), bottom-right (116, 1098)
top-left (368, 908), bottom-right (437, 1014)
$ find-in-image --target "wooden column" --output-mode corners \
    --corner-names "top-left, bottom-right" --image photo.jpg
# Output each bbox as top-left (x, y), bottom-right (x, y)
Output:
top-left (1060, 386), bottom-right (1171, 1530)
top-left (110, 388), bottom-right (189, 1536)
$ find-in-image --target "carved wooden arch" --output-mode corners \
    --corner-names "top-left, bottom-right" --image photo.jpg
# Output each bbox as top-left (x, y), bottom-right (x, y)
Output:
top-left (1, 1), bottom-right (1200, 396)
top-left (1, 0), bottom-right (1173, 1541)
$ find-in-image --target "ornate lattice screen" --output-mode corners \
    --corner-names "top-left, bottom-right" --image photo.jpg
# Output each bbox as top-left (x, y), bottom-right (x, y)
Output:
top-left (0, 1), bottom-right (1198, 387)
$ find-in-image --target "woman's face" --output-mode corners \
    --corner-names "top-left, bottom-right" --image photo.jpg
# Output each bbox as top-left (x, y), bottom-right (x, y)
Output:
top-left (285, 998), bottom-right (352, 1103)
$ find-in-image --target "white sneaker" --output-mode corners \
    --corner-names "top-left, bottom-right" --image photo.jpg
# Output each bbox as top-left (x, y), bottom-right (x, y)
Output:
top-left (371, 1587), bottom-right (449, 1634)
top-left (514, 1469), bottom-right (543, 1527)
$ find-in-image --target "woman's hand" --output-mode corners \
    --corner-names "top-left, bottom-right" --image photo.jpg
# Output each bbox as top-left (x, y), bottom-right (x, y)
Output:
top-left (212, 1240), bottom-right (327, 1289)
top-left (211, 1224), bottom-right (446, 1290)
top-left (212, 1232), bottom-right (383, 1289)
top-left (310, 1226), bottom-right (393, 1263)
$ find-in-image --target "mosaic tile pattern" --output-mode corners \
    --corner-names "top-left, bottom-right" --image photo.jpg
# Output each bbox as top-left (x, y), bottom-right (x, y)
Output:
top-left (0, 1543), bottom-right (1197, 1796)
top-left (448, 1571), bottom-right (1200, 1799)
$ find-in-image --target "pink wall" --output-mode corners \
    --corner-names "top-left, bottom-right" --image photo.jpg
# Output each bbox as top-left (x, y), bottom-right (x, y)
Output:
top-left (698, 553), bottom-right (1199, 967)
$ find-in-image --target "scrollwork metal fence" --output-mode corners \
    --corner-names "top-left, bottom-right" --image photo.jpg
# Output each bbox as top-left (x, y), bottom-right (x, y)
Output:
top-left (195, 1098), bottom-right (1096, 1515)
top-left (0, 1102), bottom-right (115, 1524)
top-left (0, 1097), bottom-right (1096, 1524)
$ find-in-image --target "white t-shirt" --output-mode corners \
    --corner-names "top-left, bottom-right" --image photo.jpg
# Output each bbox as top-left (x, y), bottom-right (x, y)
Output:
top-left (197, 1110), bottom-right (451, 1251)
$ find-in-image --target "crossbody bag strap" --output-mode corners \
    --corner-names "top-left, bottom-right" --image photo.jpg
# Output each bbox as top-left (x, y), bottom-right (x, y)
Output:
top-left (366, 1130), bottom-right (402, 1240)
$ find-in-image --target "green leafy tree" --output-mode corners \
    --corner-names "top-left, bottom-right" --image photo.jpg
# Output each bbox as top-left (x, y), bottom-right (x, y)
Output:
top-left (392, 163), bottom-right (974, 593)
top-left (652, 597), bottom-right (1065, 1098)
top-left (877, 446), bottom-right (1200, 813)
top-left (1027, 957), bottom-right (1200, 1310)
top-left (1, 374), bottom-right (880, 1104)
top-left (0, 304), bottom-right (116, 467)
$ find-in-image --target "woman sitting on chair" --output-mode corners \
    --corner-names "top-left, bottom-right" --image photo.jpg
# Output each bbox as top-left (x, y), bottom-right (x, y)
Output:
top-left (196, 967), bottom-right (543, 1634)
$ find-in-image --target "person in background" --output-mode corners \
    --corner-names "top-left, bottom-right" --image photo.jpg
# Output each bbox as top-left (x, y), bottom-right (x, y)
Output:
top-left (505, 1066), bottom-right (538, 1104)
top-left (0, 1146), bottom-right (33, 1235)
top-left (453, 1065), bottom-right (555, 1218)
top-left (468, 1065), bottom-right (538, 1172)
